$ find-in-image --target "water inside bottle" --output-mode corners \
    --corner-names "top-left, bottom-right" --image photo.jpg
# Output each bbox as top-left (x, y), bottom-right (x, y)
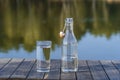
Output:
top-left (62, 44), bottom-right (78, 72)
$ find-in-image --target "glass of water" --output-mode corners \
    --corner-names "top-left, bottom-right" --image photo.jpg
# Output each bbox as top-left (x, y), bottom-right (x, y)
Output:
top-left (36, 41), bottom-right (52, 72)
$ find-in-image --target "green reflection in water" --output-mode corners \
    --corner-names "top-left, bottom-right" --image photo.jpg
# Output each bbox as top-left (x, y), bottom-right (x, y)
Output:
top-left (0, 0), bottom-right (120, 55)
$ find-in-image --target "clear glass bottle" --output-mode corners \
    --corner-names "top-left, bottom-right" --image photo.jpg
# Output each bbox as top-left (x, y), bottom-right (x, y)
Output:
top-left (62, 18), bottom-right (78, 72)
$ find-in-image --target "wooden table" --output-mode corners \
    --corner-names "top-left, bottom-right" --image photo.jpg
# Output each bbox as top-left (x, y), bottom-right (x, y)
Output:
top-left (0, 58), bottom-right (120, 80)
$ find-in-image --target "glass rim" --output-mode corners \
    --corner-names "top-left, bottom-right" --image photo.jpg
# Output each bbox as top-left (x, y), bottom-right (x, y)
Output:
top-left (36, 40), bottom-right (52, 46)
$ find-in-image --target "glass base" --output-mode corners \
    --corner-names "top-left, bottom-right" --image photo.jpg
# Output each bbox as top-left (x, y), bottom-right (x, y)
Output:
top-left (62, 68), bottom-right (78, 72)
top-left (37, 68), bottom-right (49, 72)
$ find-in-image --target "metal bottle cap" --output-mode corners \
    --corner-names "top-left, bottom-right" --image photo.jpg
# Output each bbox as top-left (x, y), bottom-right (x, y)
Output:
top-left (65, 18), bottom-right (73, 23)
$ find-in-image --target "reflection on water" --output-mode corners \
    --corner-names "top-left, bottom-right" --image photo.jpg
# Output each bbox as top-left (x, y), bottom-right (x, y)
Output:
top-left (0, 0), bottom-right (120, 59)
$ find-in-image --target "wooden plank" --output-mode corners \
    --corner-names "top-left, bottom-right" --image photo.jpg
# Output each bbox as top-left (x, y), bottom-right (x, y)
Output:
top-left (100, 60), bottom-right (120, 80)
top-left (78, 60), bottom-right (89, 72)
top-left (77, 60), bottom-right (93, 80)
top-left (60, 59), bottom-right (76, 80)
top-left (26, 61), bottom-right (45, 80)
top-left (44, 60), bottom-right (61, 80)
top-left (44, 69), bottom-right (60, 80)
top-left (77, 71), bottom-right (93, 80)
top-left (10, 59), bottom-right (35, 79)
top-left (50, 60), bottom-right (61, 69)
top-left (87, 60), bottom-right (109, 80)
top-left (1, 59), bottom-right (120, 80)
top-left (0, 58), bottom-right (11, 70)
top-left (27, 60), bottom-right (61, 80)
top-left (112, 60), bottom-right (120, 70)
top-left (0, 58), bottom-right (23, 79)
top-left (61, 72), bottom-right (76, 80)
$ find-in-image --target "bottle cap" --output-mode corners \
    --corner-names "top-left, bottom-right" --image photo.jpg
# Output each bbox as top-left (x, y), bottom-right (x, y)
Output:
top-left (65, 18), bottom-right (73, 23)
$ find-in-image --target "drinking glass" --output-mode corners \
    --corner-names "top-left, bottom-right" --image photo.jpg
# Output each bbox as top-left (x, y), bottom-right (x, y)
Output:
top-left (36, 41), bottom-right (52, 72)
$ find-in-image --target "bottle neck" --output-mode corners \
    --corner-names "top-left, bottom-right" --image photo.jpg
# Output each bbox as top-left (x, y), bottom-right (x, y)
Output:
top-left (65, 23), bottom-right (73, 31)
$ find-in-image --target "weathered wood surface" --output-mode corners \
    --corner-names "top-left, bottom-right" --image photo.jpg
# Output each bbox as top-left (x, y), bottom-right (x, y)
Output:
top-left (0, 59), bottom-right (120, 80)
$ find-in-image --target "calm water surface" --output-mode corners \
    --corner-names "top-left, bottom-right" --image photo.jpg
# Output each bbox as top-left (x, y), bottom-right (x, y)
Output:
top-left (0, 0), bottom-right (120, 60)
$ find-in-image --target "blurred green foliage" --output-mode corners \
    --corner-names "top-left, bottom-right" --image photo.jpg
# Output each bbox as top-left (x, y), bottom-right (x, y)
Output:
top-left (0, 0), bottom-right (120, 52)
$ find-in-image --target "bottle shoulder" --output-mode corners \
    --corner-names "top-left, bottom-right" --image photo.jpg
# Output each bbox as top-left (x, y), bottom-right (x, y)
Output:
top-left (63, 36), bottom-right (77, 44)
top-left (63, 33), bottom-right (77, 41)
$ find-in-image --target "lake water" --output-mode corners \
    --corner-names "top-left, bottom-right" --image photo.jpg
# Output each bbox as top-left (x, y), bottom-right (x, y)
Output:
top-left (0, 0), bottom-right (120, 60)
